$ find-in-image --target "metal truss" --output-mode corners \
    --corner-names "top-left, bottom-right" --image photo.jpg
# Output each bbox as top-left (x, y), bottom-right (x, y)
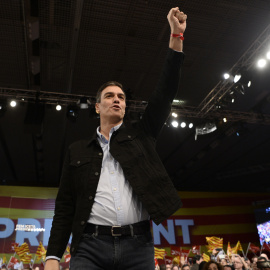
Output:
top-left (1, 87), bottom-right (270, 124)
top-left (197, 23), bottom-right (270, 117)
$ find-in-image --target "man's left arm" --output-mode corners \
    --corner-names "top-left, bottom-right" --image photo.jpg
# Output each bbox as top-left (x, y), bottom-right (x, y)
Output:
top-left (140, 7), bottom-right (187, 138)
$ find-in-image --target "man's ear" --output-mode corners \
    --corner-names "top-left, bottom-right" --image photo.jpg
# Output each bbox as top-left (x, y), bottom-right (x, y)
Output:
top-left (95, 103), bottom-right (100, 114)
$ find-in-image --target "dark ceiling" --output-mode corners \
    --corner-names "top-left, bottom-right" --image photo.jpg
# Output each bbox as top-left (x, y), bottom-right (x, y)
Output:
top-left (1, 0), bottom-right (270, 192)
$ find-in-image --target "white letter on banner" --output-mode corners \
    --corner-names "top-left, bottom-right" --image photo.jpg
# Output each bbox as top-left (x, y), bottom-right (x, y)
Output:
top-left (153, 219), bottom-right (175, 245)
top-left (15, 218), bottom-right (40, 246)
top-left (43, 219), bottom-right (52, 246)
top-left (174, 219), bottom-right (194, 244)
top-left (0, 218), bottom-right (14, 238)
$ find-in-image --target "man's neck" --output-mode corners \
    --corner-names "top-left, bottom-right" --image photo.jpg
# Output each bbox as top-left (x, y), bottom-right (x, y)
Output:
top-left (99, 120), bottom-right (123, 140)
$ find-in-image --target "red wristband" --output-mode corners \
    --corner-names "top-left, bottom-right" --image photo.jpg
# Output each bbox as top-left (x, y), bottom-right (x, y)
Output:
top-left (171, 33), bottom-right (184, 40)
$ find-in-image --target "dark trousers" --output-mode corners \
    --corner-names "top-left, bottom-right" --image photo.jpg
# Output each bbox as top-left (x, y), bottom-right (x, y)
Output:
top-left (70, 231), bottom-right (155, 270)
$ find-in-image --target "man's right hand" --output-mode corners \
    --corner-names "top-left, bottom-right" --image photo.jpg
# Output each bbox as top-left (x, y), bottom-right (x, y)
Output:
top-left (44, 259), bottom-right (60, 270)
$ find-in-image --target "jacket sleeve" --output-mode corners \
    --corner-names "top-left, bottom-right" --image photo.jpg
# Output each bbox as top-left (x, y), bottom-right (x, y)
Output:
top-left (140, 49), bottom-right (185, 139)
top-left (46, 148), bottom-right (75, 258)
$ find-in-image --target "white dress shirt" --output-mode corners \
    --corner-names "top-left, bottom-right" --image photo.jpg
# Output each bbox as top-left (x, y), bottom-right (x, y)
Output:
top-left (88, 123), bottom-right (149, 226)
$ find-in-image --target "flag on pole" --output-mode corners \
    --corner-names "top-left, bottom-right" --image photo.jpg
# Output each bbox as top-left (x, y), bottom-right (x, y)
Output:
top-left (262, 242), bottom-right (270, 252)
top-left (36, 241), bottom-right (47, 261)
top-left (7, 256), bottom-right (19, 269)
top-left (248, 243), bottom-right (260, 254)
top-left (21, 253), bottom-right (32, 263)
top-left (206, 236), bottom-right (223, 252)
top-left (171, 246), bottom-right (181, 256)
top-left (227, 242), bottom-right (232, 256)
top-left (11, 243), bottom-right (19, 252)
top-left (3, 256), bottom-right (6, 264)
top-left (202, 253), bottom-right (210, 262)
top-left (231, 241), bottom-right (243, 254)
top-left (164, 256), bottom-right (173, 265)
top-left (64, 254), bottom-right (71, 263)
top-left (154, 247), bottom-right (166, 259)
top-left (192, 245), bottom-right (201, 255)
top-left (66, 246), bottom-right (70, 253)
top-left (15, 242), bottom-right (30, 257)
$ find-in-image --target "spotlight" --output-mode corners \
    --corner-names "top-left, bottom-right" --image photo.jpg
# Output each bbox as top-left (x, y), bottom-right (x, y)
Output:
top-left (223, 118), bottom-right (227, 123)
top-left (171, 120), bottom-right (179, 128)
top-left (234, 74), bottom-right (241, 83)
top-left (223, 73), bottom-right (230, 80)
top-left (172, 112), bottom-right (178, 118)
top-left (257, 58), bottom-right (267, 68)
top-left (66, 105), bottom-right (79, 122)
top-left (189, 123), bottom-right (193, 128)
top-left (10, 100), bottom-right (17, 107)
top-left (180, 122), bottom-right (186, 128)
top-left (267, 51), bottom-right (270, 60)
top-left (56, 104), bottom-right (62, 111)
top-left (78, 97), bottom-right (90, 109)
top-left (0, 100), bottom-right (7, 117)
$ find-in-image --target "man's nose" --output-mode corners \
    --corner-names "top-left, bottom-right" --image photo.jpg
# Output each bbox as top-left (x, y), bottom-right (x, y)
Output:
top-left (113, 96), bottom-right (120, 102)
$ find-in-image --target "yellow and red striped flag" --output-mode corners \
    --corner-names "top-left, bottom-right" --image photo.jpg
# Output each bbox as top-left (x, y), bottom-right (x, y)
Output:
top-left (36, 241), bottom-right (46, 261)
top-left (206, 236), bottom-right (223, 252)
top-left (154, 247), bottom-right (166, 259)
top-left (202, 253), bottom-right (210, 262)
top-left (227, 242), bottom-right (232, 256)
top-left (15, 242), bottom-right (30, 257)
top-left (21, 253), bottom-right (32, 263)
top-left (231, 241), bottom-right (243, 254)
top-left (66, 246), bottom-right (70, 253)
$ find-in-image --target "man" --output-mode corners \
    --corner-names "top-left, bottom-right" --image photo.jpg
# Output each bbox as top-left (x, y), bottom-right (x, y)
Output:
top-left (233, 256), bottom-right (245, 270)
top-left (191, 255), bottom-right (203, 270)
top-left (45, 7), bottom-right (187, 270)
top-left (182, 264), bottom-right (191, 270)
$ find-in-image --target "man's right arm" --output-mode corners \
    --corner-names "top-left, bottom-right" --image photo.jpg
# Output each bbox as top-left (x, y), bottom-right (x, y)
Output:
top-left (45, 148), bottom-right (75, 265)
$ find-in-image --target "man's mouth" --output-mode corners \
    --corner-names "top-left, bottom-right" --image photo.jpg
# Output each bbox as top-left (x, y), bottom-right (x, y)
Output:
top-left (112, 105), bottom-right (121, 109)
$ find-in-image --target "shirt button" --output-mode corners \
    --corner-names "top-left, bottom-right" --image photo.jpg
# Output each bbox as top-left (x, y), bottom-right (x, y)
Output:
top-left (95, 172), bottom-right (99, 176)
top-left (128, 135), bottom-right (131, 138)
top-left (113, 188), bottom-right (116, 191)
top-left (81, 221), bottom-right (85, 225)
top-left (77, 161), bottom-right (80, 165)
top-left (98, 152), bottom-right (102, 156)
top-left (89, 196), bottom-right (93, 200)
top-left (110, 171), bottom-right (114, 174)
top-left (117, 207), bottom-right (121, 210)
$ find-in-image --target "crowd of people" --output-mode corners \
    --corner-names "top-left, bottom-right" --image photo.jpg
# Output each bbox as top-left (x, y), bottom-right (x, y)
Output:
top-left (156, 251), bottom-right (270, 270)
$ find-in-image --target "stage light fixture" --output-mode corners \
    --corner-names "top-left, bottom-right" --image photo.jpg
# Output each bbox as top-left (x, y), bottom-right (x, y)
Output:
top-left (234, 74), bottom-right (241, 83)
top-left (224, 73), bottom-right (230, 79)
top-left (172, 112), bottom-right (178, 118)
top-left (171, 120), bottom-right (179, 128)
top-left (223, 118), bottom-right (227, 123)
top-left (66, 105), bottom-right (79, 122)
top-left (180, 122), bottom-right (186, 128)
top-left (56, 104), bottom-right (62, 111)
top-left (257, 58), bottom-right (267, 68)
top-left (266, 51), bottom-right (270, 60)
top-left (189, 123), bottom-right (193, 128)
top-left (10, 100), bottom-right (17, 107)
top-left (78, 97), bottom-right (90, 109)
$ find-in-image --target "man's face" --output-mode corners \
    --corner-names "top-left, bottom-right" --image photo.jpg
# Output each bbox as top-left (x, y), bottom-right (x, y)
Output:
top-left (166, 264), bottom-right (172, 270)
top-left (95, 86), bottom-right (126, 123)
top-left (208, 263), bottom-right (218, 270)
top-left (233, 257), bottom-right (243, 270)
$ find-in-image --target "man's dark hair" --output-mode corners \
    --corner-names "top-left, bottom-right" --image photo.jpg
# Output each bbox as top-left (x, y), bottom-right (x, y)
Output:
top-left (258, 257), bottom-right (267, 261)
top-left (96, 81), bottom-right (125, 103)
top-left (182, 264), bottom-right (190, 270)
top-left (224, 265), bottom-right (234, 270)
top-left (202, 261), bottom-right (223, 270)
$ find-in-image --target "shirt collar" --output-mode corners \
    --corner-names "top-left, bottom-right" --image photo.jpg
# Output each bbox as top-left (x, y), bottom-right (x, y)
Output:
top-left (96, 122), bottom-right (123, 144)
